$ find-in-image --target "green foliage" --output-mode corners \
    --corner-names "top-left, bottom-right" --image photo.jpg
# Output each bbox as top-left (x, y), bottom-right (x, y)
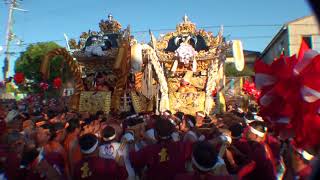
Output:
top-left (14, 42), bottom-right (64, 94)
top-left (225, 63), bottom-right (254, 77)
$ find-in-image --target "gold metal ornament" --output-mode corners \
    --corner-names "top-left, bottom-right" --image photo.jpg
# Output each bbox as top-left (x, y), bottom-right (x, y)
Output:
top-left (99, 14), bottom-right (122, 33)
top-left (79, 91), bottom-right (111, 113)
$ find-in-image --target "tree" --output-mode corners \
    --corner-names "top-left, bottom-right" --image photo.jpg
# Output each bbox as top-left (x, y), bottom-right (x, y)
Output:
top-left (14, 42), bottom-right (64, 95)
top-left (224, 63), bottom-right (254, 77)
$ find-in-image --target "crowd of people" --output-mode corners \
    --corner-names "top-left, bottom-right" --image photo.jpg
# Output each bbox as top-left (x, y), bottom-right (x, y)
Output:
top-left (0, 99), bottom-right (318, 180)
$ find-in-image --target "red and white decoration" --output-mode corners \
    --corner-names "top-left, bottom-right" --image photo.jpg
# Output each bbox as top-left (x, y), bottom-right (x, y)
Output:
top-left (254, 40), bottom-right (320, 149)
top-left (40, 82), bottom-right (49, 91)
top-left (14, 72), bottom-right (25, 84)
top-left (242, 80), bottom-right (261, 100)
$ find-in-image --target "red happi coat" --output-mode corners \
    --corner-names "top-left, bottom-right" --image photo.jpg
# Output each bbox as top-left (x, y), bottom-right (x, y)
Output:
top-left (243, 141), bottom-right (276, 180)
top-left (130, 140), bottom-right (193, 180)
top-left (73, 156), bottom-right (127, 180)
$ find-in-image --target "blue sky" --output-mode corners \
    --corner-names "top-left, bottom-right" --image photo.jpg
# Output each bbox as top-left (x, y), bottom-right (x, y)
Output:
top-left (0, 0), bottom-right (313, 80)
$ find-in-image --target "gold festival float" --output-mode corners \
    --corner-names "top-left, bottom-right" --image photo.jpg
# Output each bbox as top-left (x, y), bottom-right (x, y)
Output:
top-left (134, 15), bottom-right (244, 115)
top-left (41, 14), bottom-right (152, 113)
top-left (41, 14), bottom-right (244, 115)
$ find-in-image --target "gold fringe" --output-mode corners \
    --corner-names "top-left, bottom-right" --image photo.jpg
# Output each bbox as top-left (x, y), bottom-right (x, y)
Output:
top-left (114, 47), bottom-right (124, 70)
top-left (111, 39), bottom-right (131, 112)
top-left (171, 60), bottom-right (178, 72)
top-left (192, 58), bottom-right (197, 72)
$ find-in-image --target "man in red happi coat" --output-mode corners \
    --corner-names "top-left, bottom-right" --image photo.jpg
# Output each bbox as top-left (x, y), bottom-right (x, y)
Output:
top-left (174, 141), bottom-right (234, 180)
top-left (74, 133), bottom-right (127, 180)
top-left (129, 116), bottom-right (193, 180)
top-left (243, 121), bottom-right (277, 180)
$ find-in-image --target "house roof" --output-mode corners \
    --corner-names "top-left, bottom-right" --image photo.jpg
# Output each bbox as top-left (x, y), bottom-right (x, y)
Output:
top-left (260, 15), bottom-right (314, 59)
top-left (243, 50), bottom-right (261, 56)
top-left (260, 26), bottom-right (287, 58)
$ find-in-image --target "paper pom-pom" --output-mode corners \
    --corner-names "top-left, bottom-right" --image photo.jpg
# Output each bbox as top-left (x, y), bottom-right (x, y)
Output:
top-left (242, 80), bottom-right (260, 100)
top-left (14, 72), bottom-right (25, 84)
top-left (40, 82), bottom-right (49, 91)
top-left (53, 77), bottom-right (62, 89)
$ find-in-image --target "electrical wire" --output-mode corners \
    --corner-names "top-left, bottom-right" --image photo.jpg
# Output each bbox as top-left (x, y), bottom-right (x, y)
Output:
top-left (0, 24), bottom-right (318, 49)
top-left (2, 34), bottom-right (319, 48)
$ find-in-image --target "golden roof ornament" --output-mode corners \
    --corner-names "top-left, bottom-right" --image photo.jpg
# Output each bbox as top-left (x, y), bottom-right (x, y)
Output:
top-left (80, 32), bottom-right (89, 39)
top-left (99, 13), bottom-right (122, 33)
top-left (108, 14), bottom-right (113, 21)
top-left (176, 14), bottom-right (196, 35)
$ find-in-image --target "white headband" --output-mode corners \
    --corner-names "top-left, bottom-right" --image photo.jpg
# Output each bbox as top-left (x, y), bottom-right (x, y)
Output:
top-left (126, 114), bottom-right (139, 120)
top-left (81, 140), bottom-right (99, 154)
top-left (163, 112), bottom-right (170, 116)
top-left (300, 150), bottom-right (314, 161)
top-left (191, 155), bottom-right (224, 172)
top-left (244, 115), bottom-right (263, 124)
top-left (244, 116), bottom-right (254, 124)
top-left (254, 115), bottom-right (263, 122)
top-left (169, 118), bottom-right (177, 126)
top-left (197, 113), bottom-right (205, 117)
top-left (295, 149), bottom-right (314, 161)
top-left (102, 134), bottom-right (116, 141)
top-left (237, 108), bottom-right (244, 113)
top-left (249, 126), bottom-right (266, 137)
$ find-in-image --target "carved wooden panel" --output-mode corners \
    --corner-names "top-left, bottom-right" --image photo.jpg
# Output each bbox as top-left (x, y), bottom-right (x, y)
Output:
top-left (79, 91), bottom-right (111, 113)
top-left (169, 92), bottom-right (205, 115)
top-left (168, 77), bottom-right (207, 93)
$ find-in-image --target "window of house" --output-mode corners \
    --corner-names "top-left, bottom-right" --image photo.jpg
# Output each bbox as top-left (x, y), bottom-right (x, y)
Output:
top-left (303, 36), bottom-right (312, 48)
top-left (277, 41), bottom-right (285, 55)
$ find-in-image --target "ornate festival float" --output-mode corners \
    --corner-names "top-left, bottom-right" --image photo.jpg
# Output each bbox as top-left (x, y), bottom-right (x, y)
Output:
top-left (41, 14), bottom-right (244, 115)
top-left (41, 14), bottom-right (131, 113)
top-left (134, 15), bottom-right (244, 115)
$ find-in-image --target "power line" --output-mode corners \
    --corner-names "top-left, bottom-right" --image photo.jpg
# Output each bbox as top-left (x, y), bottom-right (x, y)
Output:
top-left (230, 36), bottom-right (273, 39)
top-left (0, 39), bottom-right (66, 47)
top-left (132, 23), bottom-right (318, 33)
top-left (0, 23), bottom-right (318, 48)
top-left (2, 34), bottom-right (319, 48)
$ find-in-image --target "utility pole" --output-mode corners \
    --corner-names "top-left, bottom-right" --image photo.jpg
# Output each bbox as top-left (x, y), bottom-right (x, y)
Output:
top-left (2, 0), bottom-right (27, 80)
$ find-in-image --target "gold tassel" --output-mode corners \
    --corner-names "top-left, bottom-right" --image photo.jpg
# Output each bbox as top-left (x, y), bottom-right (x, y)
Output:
top-left (147, 63), bottom-right (153, 99)
top-left (217, 92), bottom-right (226, 113)
top-left (111, 40), bottom-right (130, 112)
top-left (114, 46), bottom-right (124, 70)
top-left (192, 58), bottom-right (197, 72)
top-left (124, 92), bottom-right (128, 112)
top-left (147, 97), bottom-right (154, 112)
top-left (171, 60), bottom-right (178, 72)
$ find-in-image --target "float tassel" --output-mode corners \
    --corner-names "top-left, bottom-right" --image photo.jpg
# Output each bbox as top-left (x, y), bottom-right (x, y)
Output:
top-left (171, 60), bottom-right (178, 72)
top-left (192, 58), bottom-right (197, 72)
